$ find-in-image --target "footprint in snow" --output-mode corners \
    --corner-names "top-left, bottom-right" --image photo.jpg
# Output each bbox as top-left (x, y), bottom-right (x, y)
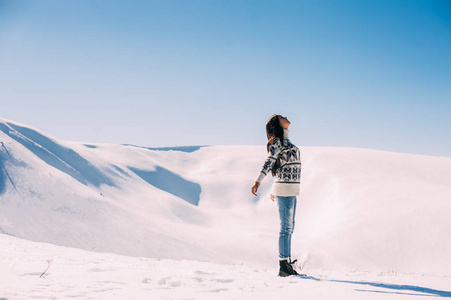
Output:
top-left (157, 277), bottom-right (183, 288)
top-left (194, 270), bottom-right (217, 276)
top-left (211, 278), bottom-right (234, 283)
top-left (202, 288), bottom-right (230, 293)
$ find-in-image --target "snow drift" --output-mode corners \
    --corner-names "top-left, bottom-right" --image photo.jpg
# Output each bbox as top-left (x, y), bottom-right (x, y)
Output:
top-left (1, 117), bottom-right (450, 276)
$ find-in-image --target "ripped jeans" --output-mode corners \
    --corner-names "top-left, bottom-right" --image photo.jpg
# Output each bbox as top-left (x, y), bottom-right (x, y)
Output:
top-left (276, 196), bottom-right (297, 260)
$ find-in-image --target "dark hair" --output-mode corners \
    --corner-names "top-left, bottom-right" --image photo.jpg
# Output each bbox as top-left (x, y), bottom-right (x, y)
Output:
top-left (265, 114), bottom-right (284, 176)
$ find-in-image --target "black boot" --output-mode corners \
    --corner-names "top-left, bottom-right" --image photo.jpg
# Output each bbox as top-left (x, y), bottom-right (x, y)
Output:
top-left (278, 259), bottom-right (299, 277)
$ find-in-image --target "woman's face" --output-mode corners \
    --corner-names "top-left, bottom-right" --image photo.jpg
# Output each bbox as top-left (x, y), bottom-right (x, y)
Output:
top-left (279, 115), bottom-right (291, 129)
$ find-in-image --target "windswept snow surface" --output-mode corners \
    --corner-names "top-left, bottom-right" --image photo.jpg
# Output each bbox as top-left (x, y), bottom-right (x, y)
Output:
top-left (2, 234), bottom-right (451, 299)
top-left (1, 117), bottom-right (451, 298)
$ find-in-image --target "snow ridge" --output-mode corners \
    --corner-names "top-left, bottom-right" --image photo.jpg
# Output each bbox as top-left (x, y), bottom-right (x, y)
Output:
top-left (1, 117), bottom-right (451, 277)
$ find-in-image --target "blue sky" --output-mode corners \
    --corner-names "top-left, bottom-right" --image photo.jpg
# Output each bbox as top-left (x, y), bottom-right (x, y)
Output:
top-left (1, 0), bottom-right (450, 157)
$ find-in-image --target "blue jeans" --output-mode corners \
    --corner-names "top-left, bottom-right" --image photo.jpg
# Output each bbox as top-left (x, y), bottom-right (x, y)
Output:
top-left (277, 196), bottom-right (297, 260)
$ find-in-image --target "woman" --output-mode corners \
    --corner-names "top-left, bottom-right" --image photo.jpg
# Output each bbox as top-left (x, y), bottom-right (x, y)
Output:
top-left (251, 114), bottom-right (302, 277)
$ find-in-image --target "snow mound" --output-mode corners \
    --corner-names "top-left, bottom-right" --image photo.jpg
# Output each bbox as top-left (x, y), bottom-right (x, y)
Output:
top-left (1, 117), bottom-right (450, 276)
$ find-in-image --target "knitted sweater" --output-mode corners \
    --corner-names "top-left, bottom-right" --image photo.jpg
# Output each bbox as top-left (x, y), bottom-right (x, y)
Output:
top-left (255, 129), bottom-right (301, 196)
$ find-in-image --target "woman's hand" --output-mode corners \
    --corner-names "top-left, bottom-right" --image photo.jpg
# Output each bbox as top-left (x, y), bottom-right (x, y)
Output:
top-left (251, 182), bottom-right (260, 196)
top-left (270, 194), bottom-right (275, 202)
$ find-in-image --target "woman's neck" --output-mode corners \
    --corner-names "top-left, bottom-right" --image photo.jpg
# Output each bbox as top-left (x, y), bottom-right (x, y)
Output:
top-left (283, 129), bottom-right (290, 139)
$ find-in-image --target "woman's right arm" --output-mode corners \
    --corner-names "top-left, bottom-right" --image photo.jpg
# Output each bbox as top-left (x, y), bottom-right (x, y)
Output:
top-left (251, 138), bottom-right (282, 196)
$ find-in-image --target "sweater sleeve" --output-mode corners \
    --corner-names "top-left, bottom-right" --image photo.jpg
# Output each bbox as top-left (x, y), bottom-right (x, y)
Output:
top-left (255, 138), bottom-right (282, 183)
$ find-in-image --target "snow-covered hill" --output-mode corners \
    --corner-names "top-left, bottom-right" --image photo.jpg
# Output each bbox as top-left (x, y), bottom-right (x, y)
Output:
top-left (1, 117), bottom-right (451, 277)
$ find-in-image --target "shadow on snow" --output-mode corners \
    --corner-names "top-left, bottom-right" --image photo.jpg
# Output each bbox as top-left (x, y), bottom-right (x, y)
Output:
top-left (333, 279), bottom-right (451, 298)
top-left (0, 123), bottom-right (113, 188)
top-left (301, 276), bottom-right (451, 298)
top-left (129, 166), bottom-right (201, 206)
top-left (123, 145), bottom-right (206, 153)
top-left (0, 154), bottom-right (6, 195)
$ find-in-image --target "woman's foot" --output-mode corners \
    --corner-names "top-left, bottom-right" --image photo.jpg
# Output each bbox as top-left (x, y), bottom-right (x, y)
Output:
top-left (278, 259), bottom-right (299, 277)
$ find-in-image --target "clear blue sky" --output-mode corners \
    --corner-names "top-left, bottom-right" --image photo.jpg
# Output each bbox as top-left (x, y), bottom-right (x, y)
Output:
top-left (1, 0), bottom-right (450, 157)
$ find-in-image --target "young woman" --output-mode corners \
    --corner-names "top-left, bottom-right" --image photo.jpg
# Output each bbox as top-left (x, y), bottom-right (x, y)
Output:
top-left (251, 114), bottom-right (302, 277)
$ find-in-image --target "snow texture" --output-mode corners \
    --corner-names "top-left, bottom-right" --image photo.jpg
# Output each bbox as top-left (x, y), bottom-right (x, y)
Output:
top-left (1, 234), bottom-right (450, 299)
top-left (1, 117), bottom-right (451, 299)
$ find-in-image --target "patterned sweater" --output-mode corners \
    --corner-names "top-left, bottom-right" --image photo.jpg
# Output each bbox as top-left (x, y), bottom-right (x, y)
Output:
top-left (255, 129), bottom-right (301, 196)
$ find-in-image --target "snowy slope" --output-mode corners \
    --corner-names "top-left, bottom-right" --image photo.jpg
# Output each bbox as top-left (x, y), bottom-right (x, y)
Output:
top-left (1, 117), bottom-right (451, 277)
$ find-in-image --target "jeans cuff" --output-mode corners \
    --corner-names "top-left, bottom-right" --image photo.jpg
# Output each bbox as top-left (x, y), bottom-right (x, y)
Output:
top-left (279, 257), bottom-right (291, 261)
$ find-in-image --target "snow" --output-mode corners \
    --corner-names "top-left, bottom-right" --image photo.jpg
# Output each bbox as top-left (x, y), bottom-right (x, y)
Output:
top-left (1, 116), bottom-right (451, 299)
top-left (2, 234), bottom-right (450, 299)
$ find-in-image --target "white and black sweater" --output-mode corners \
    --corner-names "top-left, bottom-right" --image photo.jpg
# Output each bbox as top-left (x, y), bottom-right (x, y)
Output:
top-left (255, 129), bottom-right (301, 196)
